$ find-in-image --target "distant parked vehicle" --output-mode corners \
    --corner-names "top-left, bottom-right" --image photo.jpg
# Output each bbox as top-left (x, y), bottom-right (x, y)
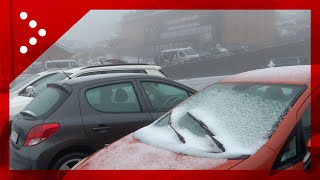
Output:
top-left (45, 59), bottom-right (80, 70)
top-left (267, 56), bottom-right (309, 68)
top-left (229, 46), bottom-right (249, 54)
top-left (200, 47), bottom-right (232, 60)
top-left (162, 47), bottom-right (200, 64)
top-left (10, 73), bottom-right (196, 170)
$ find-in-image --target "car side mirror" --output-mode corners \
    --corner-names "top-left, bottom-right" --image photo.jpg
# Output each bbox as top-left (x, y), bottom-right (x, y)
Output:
top-left (25, 86), bottom-right (33, 92)
top-left (24, 86), bottom-right (36, 97)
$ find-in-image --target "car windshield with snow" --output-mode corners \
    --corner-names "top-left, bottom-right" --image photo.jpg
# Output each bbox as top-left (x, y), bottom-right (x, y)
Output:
top-left (133, 83), bottom-right (305, 159)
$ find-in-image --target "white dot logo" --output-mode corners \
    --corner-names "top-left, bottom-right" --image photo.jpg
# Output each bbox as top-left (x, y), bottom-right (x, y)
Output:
top-left (38, 29), bottom-right (46, 37)
top-left (29, 20), bottom-right (37, 28)
top-left (20, 46), bottom-right (28, 54)
top-left (29, 37), bottom-right (37, 45)
top-left (19, 12), bottom-right (47, 54)
top-left (20, 12), bottom-right (28, 20)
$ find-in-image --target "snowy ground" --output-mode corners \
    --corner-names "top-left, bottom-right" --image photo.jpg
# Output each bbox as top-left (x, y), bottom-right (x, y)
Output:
top-left (177, 75), bottom-right (228, 91)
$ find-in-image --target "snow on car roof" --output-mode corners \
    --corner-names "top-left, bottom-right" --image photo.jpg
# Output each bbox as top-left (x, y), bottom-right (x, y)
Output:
top-left (221, 65), bottom-right (310, 85)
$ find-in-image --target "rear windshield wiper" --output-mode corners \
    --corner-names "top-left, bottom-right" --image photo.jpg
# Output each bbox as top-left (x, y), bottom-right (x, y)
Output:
top-left (20, 110), bottom-right (37, 118)
top-left (168, 113), bottom-right (185, 144)
top-left (187, 112), bottom-right (225, 152)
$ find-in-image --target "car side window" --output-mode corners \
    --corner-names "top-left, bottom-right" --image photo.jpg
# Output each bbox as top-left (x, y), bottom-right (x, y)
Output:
top-left (280, 135), bottom-right (297, 163)
top-left (273, 122), bottom-right (307, 170)
top-left (85, 82), bottom-right (141, 113)
top-left (71, 61), bottom-right (79, 68)
top-left (301, 106), bottom-right (311, 142)
top-left (142, 81), bottom-right (190, 112)
top-left (179, 51), bottom-right (186, 57)
top-left (18, 73), bottom-right (57, 95)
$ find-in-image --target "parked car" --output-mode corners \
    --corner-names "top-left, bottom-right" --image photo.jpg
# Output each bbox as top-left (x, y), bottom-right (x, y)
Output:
top-left (10, 71), bottom-right (60, 98)
top-left (10, 64), bottom-right (168, 119)
top-left (267, 56), bottom-right (309, 68)
top-left (162, 47), bottom-right (200, 64)
top-left (10, 73), bottom-right (196, 170)
top-left (200, 47), bottom-right (232, 60)
top-left (72, 66), bottom-right (316, 174)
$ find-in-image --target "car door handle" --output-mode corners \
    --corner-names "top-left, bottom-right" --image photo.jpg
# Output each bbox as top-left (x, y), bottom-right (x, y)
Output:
top-left (92, 126), bottom-right (110, 133)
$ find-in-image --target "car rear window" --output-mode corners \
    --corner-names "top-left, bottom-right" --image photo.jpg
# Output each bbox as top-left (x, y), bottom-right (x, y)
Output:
top-left (23, 86), bottom-right (70, 119)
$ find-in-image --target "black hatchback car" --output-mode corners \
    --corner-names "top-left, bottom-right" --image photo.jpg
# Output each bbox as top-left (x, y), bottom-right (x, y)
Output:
top-left (10, 73), bottom-right (196, 170)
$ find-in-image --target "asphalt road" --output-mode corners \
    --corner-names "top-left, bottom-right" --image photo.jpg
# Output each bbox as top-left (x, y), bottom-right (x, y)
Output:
top-left (177, 75), bottom-right (227, 91)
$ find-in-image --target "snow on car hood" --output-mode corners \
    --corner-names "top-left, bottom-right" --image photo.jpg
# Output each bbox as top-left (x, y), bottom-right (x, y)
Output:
top-left (76, 135), bottom-right (239, 170)
top-left (10, 96), bottom-right (33, 117)
top-left (134, 85), bottom-right (290, 159)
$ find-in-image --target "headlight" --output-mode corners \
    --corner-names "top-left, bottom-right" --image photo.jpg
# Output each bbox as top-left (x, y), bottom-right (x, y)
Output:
top-left (71, 157), bottom-right (88, 170)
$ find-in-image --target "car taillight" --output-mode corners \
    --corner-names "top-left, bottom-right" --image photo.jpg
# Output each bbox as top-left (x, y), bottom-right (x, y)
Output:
top-left (24, 123), bottom-right (60, 147)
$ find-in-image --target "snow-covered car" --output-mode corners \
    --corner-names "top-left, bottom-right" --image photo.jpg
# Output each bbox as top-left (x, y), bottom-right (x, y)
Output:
top-left (71, 66), bottom-right (314, 173)
top-left (10, 64), bottom-right (167, 119)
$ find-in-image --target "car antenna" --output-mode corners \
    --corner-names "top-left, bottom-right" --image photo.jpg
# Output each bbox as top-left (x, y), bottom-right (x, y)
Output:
top-left (47, 56), bottom-right (71, 79)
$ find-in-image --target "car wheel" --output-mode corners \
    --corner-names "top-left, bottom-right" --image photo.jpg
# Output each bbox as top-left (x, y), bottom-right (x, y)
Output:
top-left (52, 152), bottom-right (87, 170)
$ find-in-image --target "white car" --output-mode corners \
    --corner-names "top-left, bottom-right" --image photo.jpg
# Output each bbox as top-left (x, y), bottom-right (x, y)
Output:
top-left (10, 71), bottom-right (60, 97)
top-left (10, 64), bottom-right (167, 119)
top-left (162, 47), bottom-right (200, 63)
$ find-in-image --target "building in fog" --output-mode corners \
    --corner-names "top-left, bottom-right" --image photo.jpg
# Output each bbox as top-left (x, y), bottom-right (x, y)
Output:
top-left (117, 10), bottom-right (276, 57)
top-left (36, 43), bottom-right (75, 62)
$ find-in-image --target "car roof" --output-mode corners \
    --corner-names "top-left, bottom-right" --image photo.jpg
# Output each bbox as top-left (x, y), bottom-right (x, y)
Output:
top-left (53, 73), bottom-right (170, 87)
top-left (81, 64), bottom-right (161, 70)
top-left (36, 70), bottom-right (61, 76)
top-left (220, 65), bottom-right (310, 85)
top-left (64, 67), bottom-right (84, 74)
top-left (63, 64), bottom-right (162, 75)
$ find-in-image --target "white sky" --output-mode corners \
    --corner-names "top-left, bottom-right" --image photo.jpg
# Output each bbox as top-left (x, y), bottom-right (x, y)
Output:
top-left (60, 10), bottom-right (131, 45)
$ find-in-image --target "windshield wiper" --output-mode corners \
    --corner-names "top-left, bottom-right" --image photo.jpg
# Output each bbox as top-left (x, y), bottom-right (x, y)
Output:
top-left (168, 113), bottom-right (185, 144)
top-left (20, 110), bottom-right (37, 118)
top-left (187, 112), bottom-right (225, 152)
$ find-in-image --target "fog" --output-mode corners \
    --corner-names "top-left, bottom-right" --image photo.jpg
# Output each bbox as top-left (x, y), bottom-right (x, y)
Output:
top-left (60, 10), bottom-right (309, 46)
top-left (60, 10), bottom-right (131, 45)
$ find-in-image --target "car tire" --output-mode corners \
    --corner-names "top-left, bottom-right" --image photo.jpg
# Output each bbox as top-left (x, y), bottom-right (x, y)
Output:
top-left (51, 152), bottom-right (87, 170)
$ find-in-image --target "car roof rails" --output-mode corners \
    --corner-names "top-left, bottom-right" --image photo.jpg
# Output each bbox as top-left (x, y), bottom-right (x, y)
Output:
top-left (82, 63), bottom-right (151, 69)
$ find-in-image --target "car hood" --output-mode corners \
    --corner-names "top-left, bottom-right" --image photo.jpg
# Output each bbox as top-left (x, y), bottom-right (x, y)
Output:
top-left (76, 135), bottom-right (244, 170)
top-left (10, 96), bottom-right (33, 118)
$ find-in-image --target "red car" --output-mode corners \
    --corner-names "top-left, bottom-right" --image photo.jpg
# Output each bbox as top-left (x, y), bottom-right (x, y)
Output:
top-left (72, 66), bottom-right (319, 174)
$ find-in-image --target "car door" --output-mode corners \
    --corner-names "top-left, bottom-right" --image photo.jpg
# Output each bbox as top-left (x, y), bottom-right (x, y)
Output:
top-left (79, 79), bottom-right (153, 148)
top-left (272, 121), bottom-right (309, 171)
top-left (136, 78), bottom-right (196, 120)
top-left (271, 98), bottom-right (312, 173)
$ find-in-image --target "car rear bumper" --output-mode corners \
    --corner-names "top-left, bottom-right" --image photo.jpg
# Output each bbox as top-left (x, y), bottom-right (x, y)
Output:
top-left (10, 144), bottom-right (33, 170)
top-left (10, 143), bottom-right (49, 170)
